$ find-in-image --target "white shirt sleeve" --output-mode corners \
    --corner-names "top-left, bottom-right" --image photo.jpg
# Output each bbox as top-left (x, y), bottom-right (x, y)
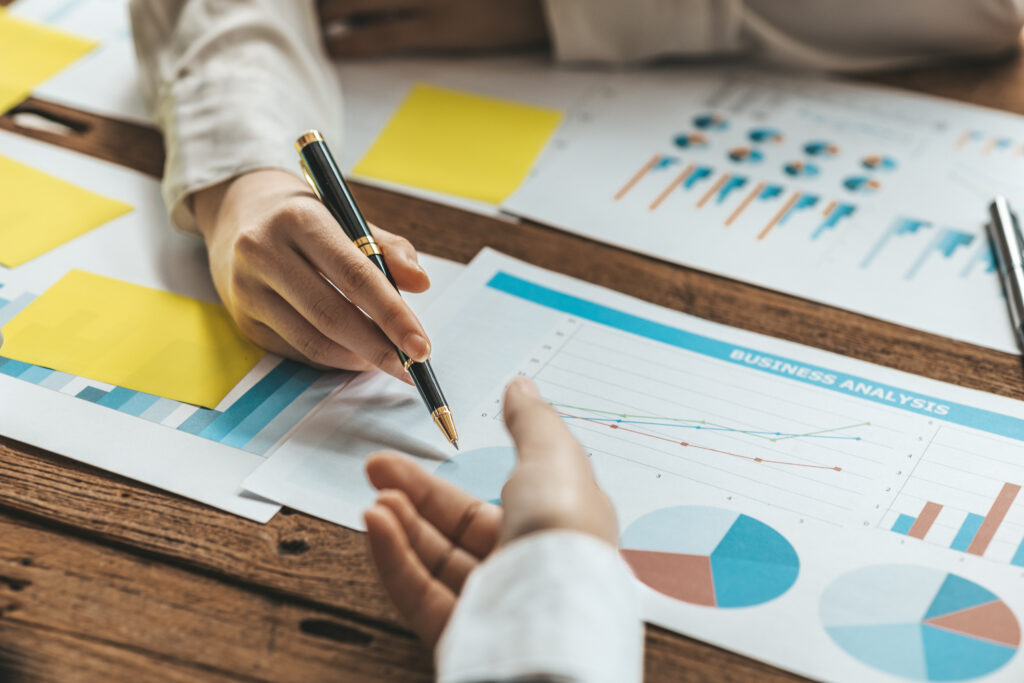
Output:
top-left (435, 530), bottom-right (643, 683)
top-left (129, 0), bottom-right (343, 235)
top-left (544, 0), bottom-right (1024, 70)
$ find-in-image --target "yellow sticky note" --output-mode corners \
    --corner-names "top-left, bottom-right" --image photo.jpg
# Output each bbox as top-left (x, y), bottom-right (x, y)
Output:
top-left (0, 12), bottom-right (96, 113)
top-left (1, 270), bottom-right (265, 408)
top-left (0, 155), bottom-right (133, 267)
top-left (353, 83), bottom-right (563, 204)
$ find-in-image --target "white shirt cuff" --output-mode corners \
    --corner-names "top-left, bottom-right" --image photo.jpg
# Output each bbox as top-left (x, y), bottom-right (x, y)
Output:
top-left (436, 530), bottom-right (643, 683)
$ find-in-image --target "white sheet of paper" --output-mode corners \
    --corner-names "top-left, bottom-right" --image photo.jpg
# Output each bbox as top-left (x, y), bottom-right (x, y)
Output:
top-left (246, 248), bottom-right (1024, 682)
top-left (0, 129), bottom-right (459, 521)
top-left (503, 67), bottom-right (1024, 354)
top-left (9, 0), bottom-right (149, 124)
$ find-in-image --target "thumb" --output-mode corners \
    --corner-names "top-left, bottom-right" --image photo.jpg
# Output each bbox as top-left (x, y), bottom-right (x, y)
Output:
top-left (502, 377), bottom-right (587, 473)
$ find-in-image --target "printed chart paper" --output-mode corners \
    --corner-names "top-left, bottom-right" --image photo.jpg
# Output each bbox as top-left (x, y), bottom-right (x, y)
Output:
top-left (353, 83), bottom-right (562, 204)
top-left (2, 269), bottom-right (264, 408)
top-left (0, 10), bottom-right (95, 113)
top-left (0, 129), bottom-right (461, 521)
top-left (8, 0), bottom-right (148, 122)
top-left (0, 153), bottom-right (132, 266)
top-left (503, 68), bottom-right (1024, 353)
top-left (247, 250), bottom-right (1024, 681)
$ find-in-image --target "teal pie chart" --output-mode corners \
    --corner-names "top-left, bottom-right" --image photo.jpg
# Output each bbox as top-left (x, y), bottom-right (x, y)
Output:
top-left (821, 565), bottom-right (1020, 681)
top-left (620, 506), bottom-right (799, 608)
top-left (433, 446), bottom-right (515, 505)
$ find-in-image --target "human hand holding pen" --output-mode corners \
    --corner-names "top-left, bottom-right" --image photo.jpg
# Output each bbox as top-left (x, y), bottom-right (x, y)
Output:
top-left (363, 377), bottom-right (618, 645)
top-left (193, 169), bottom-right (431, 381)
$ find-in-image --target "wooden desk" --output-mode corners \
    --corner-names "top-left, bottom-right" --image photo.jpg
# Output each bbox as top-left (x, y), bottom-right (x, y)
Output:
top-left (2, 45), bottom-right (1024, 682)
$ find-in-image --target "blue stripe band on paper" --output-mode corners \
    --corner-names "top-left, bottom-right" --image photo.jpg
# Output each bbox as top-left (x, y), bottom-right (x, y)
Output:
top-left (486, 271), bottom-right (1024, 442)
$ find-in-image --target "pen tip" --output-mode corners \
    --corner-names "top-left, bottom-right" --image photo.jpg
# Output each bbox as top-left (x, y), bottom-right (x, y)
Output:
top-left (452, 440), bottom-right (459, 451)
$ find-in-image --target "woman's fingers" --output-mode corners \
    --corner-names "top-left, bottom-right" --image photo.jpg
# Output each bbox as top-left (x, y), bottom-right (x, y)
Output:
top-left (364, 503), bottom-right (456, 645)
top-left (373, 226), bottom-right (430, 293)
top-left (367, 452), bottom-right (502, 559)
top-left (377, 489), bottom-right (480, 593)
top-left (250, 287), bottom-right (410, 380)
top-left (297, 215), bottom-right (431, 362)
top-left (260, 249), bottom-right (413, 380)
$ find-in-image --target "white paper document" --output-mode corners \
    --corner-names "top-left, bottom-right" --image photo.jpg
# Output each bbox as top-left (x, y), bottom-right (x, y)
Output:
top-left (248, 249), bottom-right (1024, 682)
top-left (0, 129), bottom-right (461, 521)
top-left (10, 0), bottom-right (150, 124)
top-left (503, 68), bottom-right (1024, 354)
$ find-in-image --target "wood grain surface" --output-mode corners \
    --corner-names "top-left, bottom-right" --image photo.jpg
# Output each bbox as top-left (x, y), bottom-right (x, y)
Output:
top-left (2, 24), bottom-right (1023, 682)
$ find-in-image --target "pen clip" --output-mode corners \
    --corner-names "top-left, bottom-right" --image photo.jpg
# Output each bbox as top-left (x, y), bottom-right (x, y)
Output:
top-left (299, 158), bottom-right (323, 202)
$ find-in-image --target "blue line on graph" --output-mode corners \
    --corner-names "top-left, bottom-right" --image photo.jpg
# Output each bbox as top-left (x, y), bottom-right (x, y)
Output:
top-left (559, 415), bottom-right (862, 440)
top-left (860, 217), bottom-right (931, 269)
top-left (486, 271), bottom-right (1024, 441)
top-left (683, 167), bottom-right (713, 190)
top-left (779, 194), bottom-right (819, 227)
top-left (716, 176), bottom-right (747, 204)
top-left (961, 239), bottom-right (998, 277)
top-left (812, 204), bottom-right (856, 240)
top-left (905, 228), bottom-right (974, 280)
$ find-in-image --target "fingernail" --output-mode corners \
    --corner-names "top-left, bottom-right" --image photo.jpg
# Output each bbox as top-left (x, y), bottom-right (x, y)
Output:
top-left (512, 376), bottom-right (540, 397)
top-left (404, 333), bottom-right (431, 361)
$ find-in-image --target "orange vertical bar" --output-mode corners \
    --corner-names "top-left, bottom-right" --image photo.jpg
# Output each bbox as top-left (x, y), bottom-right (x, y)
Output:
top-left (908, 502), bottom-right (943, 539)
top-left (967, 482), bottom-right (1021, 556)
top-left (725, 181), bottom-right (764, 227)
top-left (614, 155), bottom-right (661, 201)
top-left (696, 173), bottom-right (729, 209)
top-left (981, 137), bottom-right (998, 156)
top-left (822, 199), bottom-right (837, 217)
top-left (757, 192), bottom-right (800, 241)
top-left (648, 164), bottom-right (694, 211)
top-left (1016, 142), bottom-right (1024, 158)
top-left (954, 130), bottom-right (972, 150)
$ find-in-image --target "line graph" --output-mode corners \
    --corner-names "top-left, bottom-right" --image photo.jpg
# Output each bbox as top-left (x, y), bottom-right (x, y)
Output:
top-left (556, 409), bottom-right (844, 471)
top-left (479, 290), bottom-right (926, 526)
top-left (551, 402), bottom-right (867, 442)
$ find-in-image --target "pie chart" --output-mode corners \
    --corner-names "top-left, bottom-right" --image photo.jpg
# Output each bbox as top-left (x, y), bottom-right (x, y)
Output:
top-left (822, 565), bottom-right (1020, 681)
top-left (433, 446), bottom-right (514, 505)
top-left (620, 506), bottom-right (799, 608)
top-left (728, 147), bottom-right (764, 164)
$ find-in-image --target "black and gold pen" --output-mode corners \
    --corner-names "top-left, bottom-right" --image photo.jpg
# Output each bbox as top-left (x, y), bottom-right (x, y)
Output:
top-left (296, 129), bottom-right (459, 449)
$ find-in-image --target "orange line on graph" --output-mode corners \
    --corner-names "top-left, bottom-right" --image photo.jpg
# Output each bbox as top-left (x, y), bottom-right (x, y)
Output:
top-left (696, 173), bottom-right (729, 208)
top-left (614, 155), bottom-right (660, 201)
top-left (954, 130), bottom-right (972, 150)
top-left (649, 164), bottom-right (694, 211)
top-left (822, 199), bottom-right (837, 217)
top-left (559, 411), bottom-right (842, 472)
top-left (757, 192), bottom-right (800, 241)
top-left (982, 137), bottom-right (998, 156)
top-left (725, 181), bottom-right (764, 227)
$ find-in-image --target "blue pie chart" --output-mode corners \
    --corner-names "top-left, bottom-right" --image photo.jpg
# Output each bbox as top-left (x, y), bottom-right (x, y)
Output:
top-left (822, 565), bottom-right (1020, 681)
top-left (620, 506), bottom-right (799, 608)
top-left (433, 446), bottom-right (515, 505)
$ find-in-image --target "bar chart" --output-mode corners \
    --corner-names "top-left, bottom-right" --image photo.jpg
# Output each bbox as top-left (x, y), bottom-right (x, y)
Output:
top-left (0, 286), bottom-right (342, 456)
top-left (881, 426), bottom-right (1024, 566)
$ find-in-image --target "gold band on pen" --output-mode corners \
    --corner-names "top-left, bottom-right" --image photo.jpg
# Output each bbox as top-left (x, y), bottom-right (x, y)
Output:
top-left (354, 235), bottom-right (382, 256)
top-left (403, 357), bottom-right (414, 370)
top-left (295, 129), bottom-right (324, 152)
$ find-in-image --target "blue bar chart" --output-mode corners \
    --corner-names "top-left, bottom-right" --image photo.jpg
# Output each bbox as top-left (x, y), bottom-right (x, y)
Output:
top-left (0, 290), bottom-right (341, 456)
